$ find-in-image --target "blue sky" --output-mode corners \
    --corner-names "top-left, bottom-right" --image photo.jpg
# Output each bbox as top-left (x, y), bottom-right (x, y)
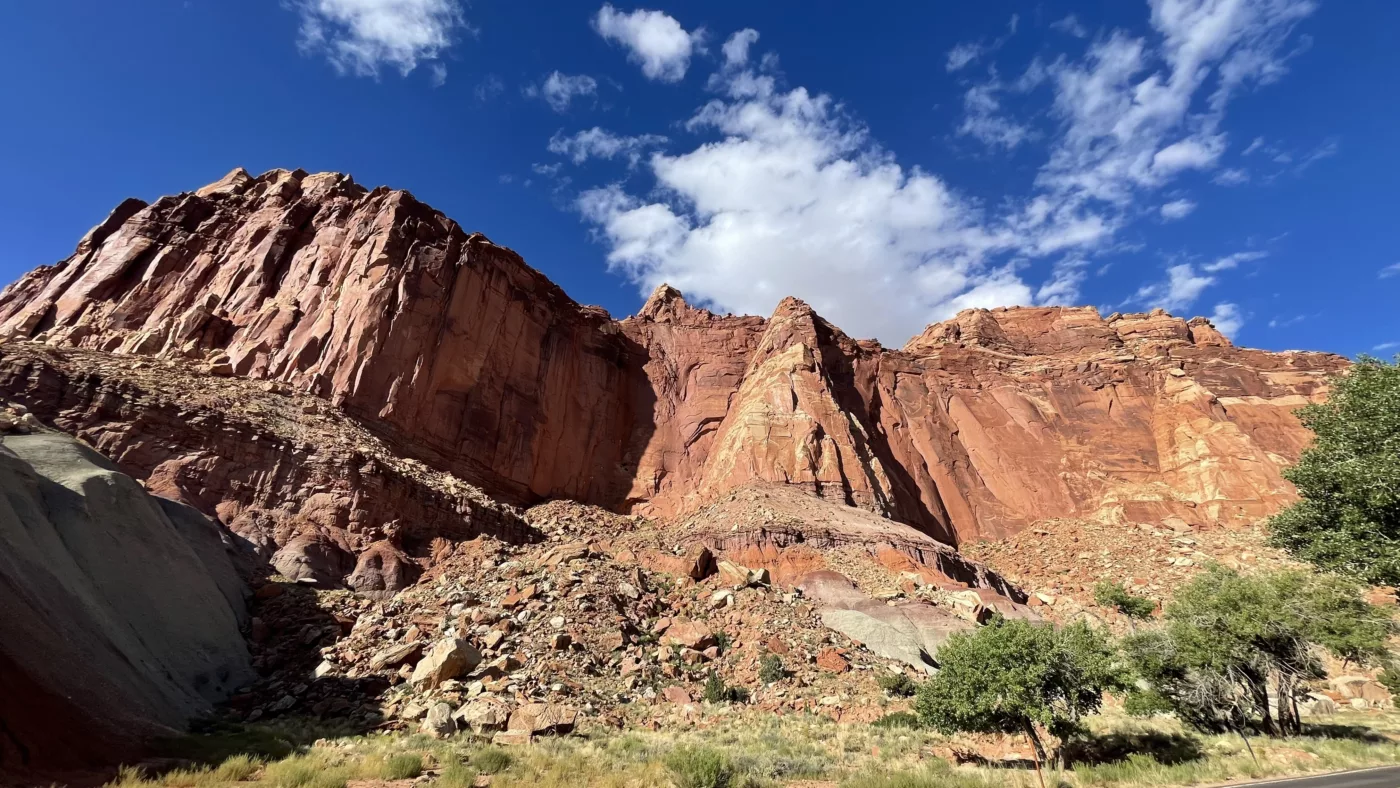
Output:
top-left (1, 1), bottom-right (1396, 355)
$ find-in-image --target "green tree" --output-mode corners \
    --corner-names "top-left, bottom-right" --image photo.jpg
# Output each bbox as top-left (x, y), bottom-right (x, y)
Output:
top-left (1123, 566), bottom-right (1392, 738)
top-left (914, 617), bottom-right (1127, 785)
top-left (1269, 356), bottom-right (1400, 584)
top-left (1094, 580), bottom-right (1157, 621)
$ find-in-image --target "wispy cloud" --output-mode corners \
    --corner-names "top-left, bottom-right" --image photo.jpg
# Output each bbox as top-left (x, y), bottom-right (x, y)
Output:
top-left (1380, 262), bottom-right (1400, 279)
top-left (291, 0), bottom-right (467, 78)
top-left (1375, 341), bottom-right (1400, 352)
top-left (1133, 264), bottom-right (1216, 313)
top-left (1160, 199), bottom-right (1197, 221)
top-left (1203, 250), bottom-right (1268, 272)
top-left (1213, 167), bottom-right (1250, 186)
top-left (1051, 14), bottom-right (1089, 38)
top-left (946, 42), bottom-right (984, 72)
top-left (547, 127), bottom-right (668, 166)
top-left (1210, 303), bottom-right (1244, 337)
top-left (524, 71), bottom-right (598, 112)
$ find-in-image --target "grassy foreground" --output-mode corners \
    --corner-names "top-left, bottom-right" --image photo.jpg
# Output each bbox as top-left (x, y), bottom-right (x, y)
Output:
top-left (109, 709), bottom-right (1400, 788)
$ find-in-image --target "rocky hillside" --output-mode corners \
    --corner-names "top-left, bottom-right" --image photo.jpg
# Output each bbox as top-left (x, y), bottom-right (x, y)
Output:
top-left (0, 168), bottom-right (1345, 548)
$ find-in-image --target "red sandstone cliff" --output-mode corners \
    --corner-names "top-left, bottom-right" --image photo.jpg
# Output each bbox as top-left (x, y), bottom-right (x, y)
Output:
top-left (0, 168), bottom-right (1347, 547)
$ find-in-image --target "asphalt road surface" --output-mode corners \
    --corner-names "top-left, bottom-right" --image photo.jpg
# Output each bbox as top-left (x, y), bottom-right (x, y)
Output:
top-left (1241, 766), bottom-right (1400, 787)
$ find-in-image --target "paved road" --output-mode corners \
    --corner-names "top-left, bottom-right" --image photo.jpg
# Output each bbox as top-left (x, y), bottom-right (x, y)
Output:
top-left (1240, 766), bottom-right (1400, 787)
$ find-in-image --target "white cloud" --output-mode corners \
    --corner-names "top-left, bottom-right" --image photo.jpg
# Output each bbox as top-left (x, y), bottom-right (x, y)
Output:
top-left (1268, 314), bottom-right (1306, 328)
top-left (292, 0), bottom-right (466, 77)
top-left (1380, 262), bottom-right (1400, 279)
top-left (1036, 259), bottom-right (1091, 306)
top-left (574, 0), bottom-right (1317, 343)
top-left (1159, 198), bottom-right (1197, 220)
top-left (1209, 302), bottom-right (1244, 337)
top-left (593, 4), bottom-right (703, 82)
top-left (578, 67), bottom-right (1035, 344)
top-left (1051, 14), bottom-right (1089, 38)
top-left (1242, 136), bottom-right (1266, 155)
top-left (526, 71), bottom-right (599, 112)
top-left (1375, 341), bottom-right (1400, 352)
top-left (722, 29), bottom-right (760, 68)
top-left (1133, 264), bottom-right (1215, 312)
top-left (956, 80), bottom-right (1036, 150)
top-left (1295, 137), bottom-right (1339, 172)
top-left (1038, 0), bottom-right (1316, 210)
top-left (1213, 167), bottom-right (1250, 185)
top-left (1203, 250), bottom-right (1268, 271)
top-left (474, 74), bottom-right (504, 102)
top-left (548, 127), bottom-right (669, 166)
top-left (946, 42), bottom-right (984, 72)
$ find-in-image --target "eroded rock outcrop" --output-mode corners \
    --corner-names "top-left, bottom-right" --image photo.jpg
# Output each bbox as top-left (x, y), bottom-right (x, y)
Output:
top-left (0, 431), bottom-right (252, 779)
top-left (0, 168), bottom-right (1347, 549)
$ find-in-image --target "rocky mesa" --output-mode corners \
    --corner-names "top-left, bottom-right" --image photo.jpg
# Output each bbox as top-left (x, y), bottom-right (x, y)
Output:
top-left (0, 167), bottom-right (1344, 553)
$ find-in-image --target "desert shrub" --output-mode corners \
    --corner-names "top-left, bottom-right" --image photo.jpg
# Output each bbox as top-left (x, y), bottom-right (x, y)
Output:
top-left (702, 670), bottom-right (748, 703)
top-left (1094, 581), bottom-right (1157, 619)
top-left (877, 672), bottom-right (918, 697)
top-left (870, 711), bottom-right (922, 729)
top-left (379, 753), bottom-right (423, 780)
top-left (472, 746), bottom-right (513, 775)
top-left (759, 654), bottom-right (785, 684)
top-left (666, 745), bottom-right (733, 788)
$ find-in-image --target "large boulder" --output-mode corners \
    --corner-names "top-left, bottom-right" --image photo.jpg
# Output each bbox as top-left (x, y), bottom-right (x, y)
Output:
top-left (271, 534), bottom-right (353, 588)
top-left (0, 433), bottom-right (252, 781)
top-left (411, 639), bottom-right (482, 688)
top-left (799, 570), bottom-right (979, 674)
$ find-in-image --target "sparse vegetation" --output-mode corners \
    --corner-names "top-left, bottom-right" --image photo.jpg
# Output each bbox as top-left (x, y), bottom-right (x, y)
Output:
top-left (99, 707), bottom-right (1400, 788)
top-left (665, 745), bottom-right (733, 788)
top-left (702, 669), bottom-right (749, 703)
top-left (759, 653), bottom-right (786, 684)
top-left (877, 671), bottom-right (918, 697)
top-left (1093, 581), bottom-right (1156, 620)
top-left (472, 745), bottom-right (513, 774)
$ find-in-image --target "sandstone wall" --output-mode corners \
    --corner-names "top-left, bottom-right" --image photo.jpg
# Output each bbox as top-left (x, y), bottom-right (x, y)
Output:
top-left (0, 168), bottom-right (1347, 545)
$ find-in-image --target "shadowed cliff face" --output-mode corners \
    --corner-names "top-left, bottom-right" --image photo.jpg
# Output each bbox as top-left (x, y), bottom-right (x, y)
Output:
top-left (0, 168), bottom-right (1348, 544)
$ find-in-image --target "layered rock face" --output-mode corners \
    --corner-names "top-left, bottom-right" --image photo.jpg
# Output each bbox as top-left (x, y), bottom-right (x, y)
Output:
top-left (0, 431), bottom-right (252, 778)
top-left (0, 168), bottom-right (1346, 549)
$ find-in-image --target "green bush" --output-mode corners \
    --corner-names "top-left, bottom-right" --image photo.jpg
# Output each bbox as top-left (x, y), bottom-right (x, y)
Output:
top-left (877, 672), bottom-right (918, 697)
top-left (759, 654), bottom-right (785, 684)
top-left (472, 746), bottom-right (512, 775)
top-left (701, 670), bottom-right (748, 703)
top-left (1093, 581), bottom-right (1157, 619)
top-left (666, 745), bottom-right (733, 788)
top-left (1269, 356), bottom-right (1400, 584)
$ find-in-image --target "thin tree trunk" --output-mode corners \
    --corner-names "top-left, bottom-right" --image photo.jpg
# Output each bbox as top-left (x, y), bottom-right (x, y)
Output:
top-left (1237, 727), bottom-right (1259, 766)
top-left (1023, 722), bottom-right (1047, 788)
